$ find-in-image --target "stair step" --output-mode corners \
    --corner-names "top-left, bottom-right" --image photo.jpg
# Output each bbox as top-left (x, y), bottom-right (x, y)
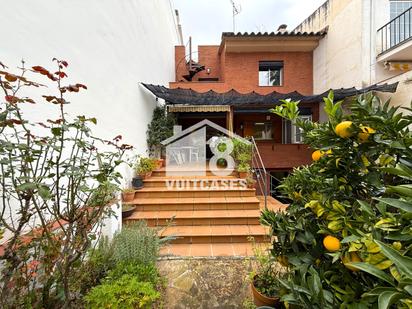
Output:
top-left (152, 169), bottom-right (238, 177)
top-left (124, 209), bottom-right (261, 226)
top-left (133, 187), bottom-right (256, 198)
top-left (124, 197), bottom-right (260, 210)
top-left (143, 177), bottom-right (245, 188)
top-left (160, 242), bottom-right (270, 257)
top-left (157, 224), bottom-right (269, 244)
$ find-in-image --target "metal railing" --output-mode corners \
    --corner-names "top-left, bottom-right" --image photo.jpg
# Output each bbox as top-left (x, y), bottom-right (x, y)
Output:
top-left (250, 137), bottom-right (282, 209)
top-left (377, 7), bottom-right (412, 55)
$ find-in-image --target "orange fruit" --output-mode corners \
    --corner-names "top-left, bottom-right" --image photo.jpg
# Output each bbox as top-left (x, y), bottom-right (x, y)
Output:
top-left (335, 121), bottom-right (353, 138)
top-left (323, 235), bottom-right (341, 252)
top-left (342, 252), bottom-right (362, 271)
top-left (312, 150), bottom-right (323, 161)
top-left (358, 126), bottom-right (376, 142)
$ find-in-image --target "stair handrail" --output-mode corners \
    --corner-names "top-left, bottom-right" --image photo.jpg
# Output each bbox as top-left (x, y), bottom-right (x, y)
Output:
top-left (250, 137), bottom-right (285, 208)
top-left (250, 137), bottom-right (268, 208)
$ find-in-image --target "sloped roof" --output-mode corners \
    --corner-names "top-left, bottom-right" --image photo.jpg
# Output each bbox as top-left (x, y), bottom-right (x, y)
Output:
top-left (221, 30), bottom-right (328, 38)
top-left (141, 83), bottom-right (398, 107)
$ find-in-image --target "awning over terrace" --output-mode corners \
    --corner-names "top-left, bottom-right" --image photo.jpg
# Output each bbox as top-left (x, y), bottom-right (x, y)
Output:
top-left (141, 82), bottom-right (398, 107)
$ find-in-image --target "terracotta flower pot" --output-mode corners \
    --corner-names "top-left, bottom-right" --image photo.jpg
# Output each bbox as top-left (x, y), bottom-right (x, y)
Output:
top-left (247, 182), bottom-right (256, 189)
top-left (140, 171), bottom-right (152, 179)
top-left (122, 191), bottom-right (135, 202)
top-left (156, 159), bottom-right (164, 169)
top-left (251, 277), bottom-right (279, 307)
top-left (238, 171), bottom-right (248, 179)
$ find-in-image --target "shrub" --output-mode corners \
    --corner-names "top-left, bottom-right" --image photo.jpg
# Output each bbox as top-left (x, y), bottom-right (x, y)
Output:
top-left (146, 105), bottom-right (175, 158)
top-left (105, 261), bottom-right (160, 284)
top-left (135, 156), bottom-right (157, 176)
top-left (84, 274), bottom-right (160, 309)
top-left (72, 237), bottom-right (116, 296)
top-left (113, 221), bottom-right (170, 265)
top-left (262, 93), bottom-right (412, 308)
top-left (0, 59), bottom-right (131, 307)
top-left (232, 138), bottom-right (252, 165)
top-left (87, 182), bottom-right (118, 206)
top-left (237, 162), bottom-right (251, 173)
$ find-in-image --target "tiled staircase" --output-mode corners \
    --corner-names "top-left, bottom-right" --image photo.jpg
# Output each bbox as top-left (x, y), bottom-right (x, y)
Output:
top-left (123, 167), bottom-right (283, 257)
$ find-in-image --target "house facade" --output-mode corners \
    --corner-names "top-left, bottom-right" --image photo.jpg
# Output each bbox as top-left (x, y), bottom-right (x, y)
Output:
top-left (143, 30), bottom-right (396, 188)
top-left (169, 31), bottom-right (325, 178)
top-left (294, 0), bottom-right (412, 115)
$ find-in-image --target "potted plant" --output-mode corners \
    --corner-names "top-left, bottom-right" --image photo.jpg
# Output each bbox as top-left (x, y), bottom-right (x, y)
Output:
top-left (121, 205), bottom-right (136, 219)
top-left (153, 157), bottom-right (164, 170)
top-left (146, 105), bottom-right (175, 165)
top-left (246, 175), bottom-right (257, 189)
top-left (135, 156), bottom-right (156, 180)
top-left (237, 162), bottom-right (250, 178)
top-left (122, 188), bottom-right (135, 202)
top-left (249, 245), bottom-right (286, 307)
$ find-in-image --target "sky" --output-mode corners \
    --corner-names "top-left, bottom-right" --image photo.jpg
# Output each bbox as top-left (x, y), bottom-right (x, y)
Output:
top-left (172, 0), bottom-right (327, 48)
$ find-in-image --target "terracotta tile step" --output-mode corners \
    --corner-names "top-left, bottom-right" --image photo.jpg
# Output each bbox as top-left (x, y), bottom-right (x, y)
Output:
top-left (143, 177), bottom-right (247, 188)
top-left (124, 209), bottom-right (261, 226)
top-left (152, 170), bottom-right (238, 177)
top-left (133, 187), bottom-right (256, 198)
top-left (157, 224), bottom-right (269, 244)
top-left (123, 197), bottom-right (260, 210)
top-left (159, 242), bottom-right (270, 257)
top-left (172, 242), bottom-right (269, 257)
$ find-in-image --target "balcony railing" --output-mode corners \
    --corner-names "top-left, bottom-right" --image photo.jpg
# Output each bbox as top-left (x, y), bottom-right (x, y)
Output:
top-left (377, 6), bottom-right (412, 55)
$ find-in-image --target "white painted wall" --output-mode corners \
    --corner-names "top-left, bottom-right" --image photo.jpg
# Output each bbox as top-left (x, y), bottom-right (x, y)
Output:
top-left (1, 0), bottom-right (178, 154)
top-left (296, 0), bottom-right (412, 114)
top-left (0, 0), bottom-right (179, 239)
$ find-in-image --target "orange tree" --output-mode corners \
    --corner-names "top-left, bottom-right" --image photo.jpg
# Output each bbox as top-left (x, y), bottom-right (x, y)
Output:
top-left (261, 92), bottom-right (412, 308)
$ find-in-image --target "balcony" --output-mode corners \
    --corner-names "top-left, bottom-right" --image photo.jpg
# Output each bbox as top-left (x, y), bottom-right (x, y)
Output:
top-left (255, 142), bottom-right (312, 170)
top-left (377, 7), bottom-right (412, 62)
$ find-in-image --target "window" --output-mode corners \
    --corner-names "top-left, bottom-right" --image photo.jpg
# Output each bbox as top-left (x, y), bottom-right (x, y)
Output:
top-left (282, 115), bottom-right (312, 144)
top-left (390, 0), bottom-right (412, 19)
top-left (389, 0), bottom-right (412, 45)
top-left (259, 61), bottom-right (283, 86)
top-left (253, 122), bottom-right (273, 140)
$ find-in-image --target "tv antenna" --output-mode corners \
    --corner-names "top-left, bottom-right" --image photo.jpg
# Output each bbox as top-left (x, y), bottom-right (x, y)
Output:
top-left (230, 0), bottom-right (241, 32)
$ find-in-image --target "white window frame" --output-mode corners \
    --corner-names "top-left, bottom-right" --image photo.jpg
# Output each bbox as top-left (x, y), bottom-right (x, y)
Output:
top-left (291, 115), bottom-right (312, 144)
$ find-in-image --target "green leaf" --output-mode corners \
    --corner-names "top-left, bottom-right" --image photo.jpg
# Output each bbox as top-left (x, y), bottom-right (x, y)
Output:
top-left (51, 127), bottom-right (62, 136)
top-left (345, 262), bottom-right (395, 286)
top-left (16, 182), bottom-right (38, 191)
top-left (357, 200), bottom-right (374, 216)
top-left (386, 185), bottom-right (412, 198)
top-left (364, 287), bottom-right (399, 296)
top-left (375, 197), bottom-right (412, 213)
top-left (375, 240), bottom-right (412, 277)
top-left (378, 291), bottom-right (404, 309)
top-left (38, 185), bottom-right (51, 200)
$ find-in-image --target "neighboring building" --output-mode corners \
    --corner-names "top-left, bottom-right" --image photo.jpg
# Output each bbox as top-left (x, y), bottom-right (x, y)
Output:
top-left (143, 31), bottom-right (395, 192)
top-left (295, 0), bottom-right (412, 116)
top-left (0, 0), bottom-right (180, 154)
top-left (0, 0), bottom-right (180, 238)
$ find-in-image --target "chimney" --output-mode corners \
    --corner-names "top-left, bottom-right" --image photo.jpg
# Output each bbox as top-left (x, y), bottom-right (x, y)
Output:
top-left (173, 125), bottom-right (182, 136)
top-left (277, 24), bottom-right (287, 33)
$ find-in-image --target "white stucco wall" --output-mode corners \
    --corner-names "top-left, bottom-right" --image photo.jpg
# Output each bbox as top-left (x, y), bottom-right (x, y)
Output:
top-left (0, 0), bottom-right (179, 239)
top-left (296, 0), bottom-right (411, 116)
top-left (0, 0), bottom-right (178, 153)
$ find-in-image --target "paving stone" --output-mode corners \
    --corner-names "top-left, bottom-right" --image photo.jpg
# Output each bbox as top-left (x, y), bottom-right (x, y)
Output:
top-left (157, 258), bottom-right (255, 309)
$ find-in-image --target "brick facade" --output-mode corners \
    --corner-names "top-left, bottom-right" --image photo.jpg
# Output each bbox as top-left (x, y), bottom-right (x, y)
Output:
top-left (172, 46), bottom-right (313, 95)
top-left (171, 37), bottom-right (319, 171)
